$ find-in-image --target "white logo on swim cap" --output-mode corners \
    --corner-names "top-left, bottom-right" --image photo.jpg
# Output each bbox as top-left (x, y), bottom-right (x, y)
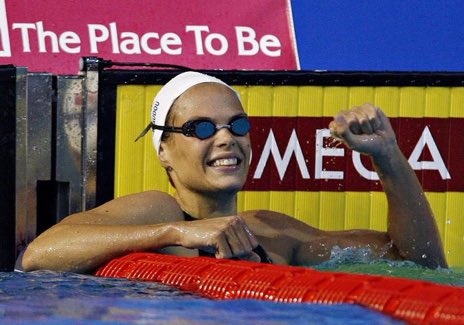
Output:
top-left (151, 100), bottom-right (160, 124)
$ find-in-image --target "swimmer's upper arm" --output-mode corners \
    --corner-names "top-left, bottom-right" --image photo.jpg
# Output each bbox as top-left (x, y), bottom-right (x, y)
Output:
top-left (60, 190), bottom-right (184, 225)
top-left (241, 210), bottom-right (402, 265)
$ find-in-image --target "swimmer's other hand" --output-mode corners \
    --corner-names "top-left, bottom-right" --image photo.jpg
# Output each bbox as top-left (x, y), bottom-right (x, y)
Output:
top-left (171, 215), bottom-right (259, 260)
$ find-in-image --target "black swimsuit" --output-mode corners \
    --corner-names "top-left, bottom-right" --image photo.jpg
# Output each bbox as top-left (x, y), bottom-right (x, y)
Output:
top-left (183, 211), bottom-right (272, 263)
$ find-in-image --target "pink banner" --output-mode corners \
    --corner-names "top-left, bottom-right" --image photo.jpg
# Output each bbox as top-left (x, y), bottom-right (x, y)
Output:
top-left (0, 0), bottom-right (298, 74)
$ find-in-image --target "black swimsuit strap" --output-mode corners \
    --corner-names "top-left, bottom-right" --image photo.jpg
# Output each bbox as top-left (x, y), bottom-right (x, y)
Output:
top-left (182, 211), bottom-right (272, 263)
top-left (183, 211), bottom-right (197, 221)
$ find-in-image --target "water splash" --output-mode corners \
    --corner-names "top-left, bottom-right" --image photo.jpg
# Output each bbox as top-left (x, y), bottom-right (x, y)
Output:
top-left (317, 245), bottom-right (377, 268)
top-left (311, 246), bottom-right (464, 286)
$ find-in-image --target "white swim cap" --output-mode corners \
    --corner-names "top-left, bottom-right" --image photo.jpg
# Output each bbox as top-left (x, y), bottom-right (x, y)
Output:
top-left (147, 71), bottom-right (239, 154)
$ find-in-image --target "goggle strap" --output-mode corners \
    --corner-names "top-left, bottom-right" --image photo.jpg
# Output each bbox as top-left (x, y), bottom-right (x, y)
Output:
top-left (134, 122), bottom-right (153, 142)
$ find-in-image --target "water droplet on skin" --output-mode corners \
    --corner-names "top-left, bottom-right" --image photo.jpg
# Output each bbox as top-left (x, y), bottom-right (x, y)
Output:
top-left (328, 137), bottom-right (340, 147)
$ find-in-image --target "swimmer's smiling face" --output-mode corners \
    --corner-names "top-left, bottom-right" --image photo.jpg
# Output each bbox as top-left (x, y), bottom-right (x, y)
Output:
top-left (158, 83), bottom-right (251, 195)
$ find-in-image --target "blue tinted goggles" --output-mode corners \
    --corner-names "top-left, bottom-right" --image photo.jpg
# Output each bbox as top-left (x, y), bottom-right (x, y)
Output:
top-left (136, 115), bottom-right (251, 141)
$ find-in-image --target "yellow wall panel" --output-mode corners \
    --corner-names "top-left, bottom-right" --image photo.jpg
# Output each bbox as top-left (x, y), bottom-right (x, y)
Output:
top-left (323, 87), bottom-right (349, 116)
top-left (273, 86), bottom-right (299, 116)
top-left (425, 88), bottom-right (450, 117)
top-left (450, 87), bottom-right (464, 118)
top-left (344, 192), bottom-right (370, 229)
top-left (115, 86), bottom-right (146, 195)
top-left (269, 191), bottom-right (295, 217)
top-left (319, 192), bottom-right (346, 230)
top-left (368, 192), bottom-right (388, 231)
top-left (298, 86), bottom-right (324, 117)
top-left (240, 191), bottom-right (270, 211)
top-left (399, 87), bottom-right (426, 117)
top-left (348, 87), bottom-right (375, 107)
top-left (445, 193), bottom-right (464, 266)
top-left (374, 87), bottom-right (400, 116)
top-left (244, 86), bottom-right (273, 116)
top-left (426, 192), bottom-right (447, 238)
top-left (294, 191), bottom-right (320, 227)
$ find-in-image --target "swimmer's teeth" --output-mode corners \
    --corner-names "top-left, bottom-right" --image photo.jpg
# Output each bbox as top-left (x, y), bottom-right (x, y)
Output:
top-left (211, 158), bottom-right (237, 167)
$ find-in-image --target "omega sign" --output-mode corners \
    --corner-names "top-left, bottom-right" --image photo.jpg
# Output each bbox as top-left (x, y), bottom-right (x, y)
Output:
top-left (245, 117), bottom-right (460, 192)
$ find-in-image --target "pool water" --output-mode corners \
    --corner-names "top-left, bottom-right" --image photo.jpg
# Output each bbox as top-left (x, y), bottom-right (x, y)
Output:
top-left (0, 270), bottom-right (402, 324)
top-left (2, 249), bottom-right (464, 324)
top-left (313, 246), bottom-right (464, 286)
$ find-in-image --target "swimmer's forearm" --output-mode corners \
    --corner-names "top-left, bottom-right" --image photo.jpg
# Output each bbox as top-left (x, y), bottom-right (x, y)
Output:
top-left (373, 145), bottom-right (447, 268)
top-left (22, 223), bottom-right (179, 273)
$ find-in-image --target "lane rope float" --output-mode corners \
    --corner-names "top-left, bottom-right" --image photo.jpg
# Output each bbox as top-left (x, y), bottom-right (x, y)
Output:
top-left (95, 252), bottom-right (464, 324)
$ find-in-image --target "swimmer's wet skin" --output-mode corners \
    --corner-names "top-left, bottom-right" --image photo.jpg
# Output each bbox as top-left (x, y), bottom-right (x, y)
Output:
top-left (21, 73), bottom-right (447, 274)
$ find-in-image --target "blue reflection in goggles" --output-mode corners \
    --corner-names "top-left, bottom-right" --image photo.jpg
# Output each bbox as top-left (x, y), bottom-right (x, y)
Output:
top-left (153, 115), bottom-right (251, 140)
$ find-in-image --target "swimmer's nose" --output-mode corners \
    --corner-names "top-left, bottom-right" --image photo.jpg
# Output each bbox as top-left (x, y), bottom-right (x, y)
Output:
top-left (214, 126), bottom-right (236, 146)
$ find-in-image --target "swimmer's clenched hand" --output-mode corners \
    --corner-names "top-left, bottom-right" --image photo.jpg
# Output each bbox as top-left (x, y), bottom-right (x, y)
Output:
top-left (329, 103), bottom-right (397, 158)
top-left (170, 216), bottom-right (261, 262)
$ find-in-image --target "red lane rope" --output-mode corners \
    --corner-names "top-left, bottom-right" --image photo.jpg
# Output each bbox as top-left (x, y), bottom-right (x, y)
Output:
top-left (95, 253), bottom-right (464, 324)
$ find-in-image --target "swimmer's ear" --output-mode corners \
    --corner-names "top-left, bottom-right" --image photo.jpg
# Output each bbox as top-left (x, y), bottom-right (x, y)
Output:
top-left (158, 143), bottom-right (172, 170)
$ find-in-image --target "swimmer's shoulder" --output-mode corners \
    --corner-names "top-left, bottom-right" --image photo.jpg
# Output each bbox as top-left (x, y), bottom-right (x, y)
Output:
top-left (61, 190), bottom-right (184, 225)
top-left (239, 209), bottom-right (322, 244)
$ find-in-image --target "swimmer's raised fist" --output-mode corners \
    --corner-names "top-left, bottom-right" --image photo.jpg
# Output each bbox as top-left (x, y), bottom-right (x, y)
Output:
top-left (329, 103), bottom-right (397, 157)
